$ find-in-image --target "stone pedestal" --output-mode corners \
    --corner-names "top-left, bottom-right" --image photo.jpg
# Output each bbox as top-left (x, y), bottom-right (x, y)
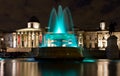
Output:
top-left (106, 35), bottom-right (119, 59)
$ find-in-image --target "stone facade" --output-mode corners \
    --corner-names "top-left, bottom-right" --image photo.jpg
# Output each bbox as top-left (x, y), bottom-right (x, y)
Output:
top-left (4, 17), bottom-right (43, 49)
top-left (3, 21), bottom-right (120, 52)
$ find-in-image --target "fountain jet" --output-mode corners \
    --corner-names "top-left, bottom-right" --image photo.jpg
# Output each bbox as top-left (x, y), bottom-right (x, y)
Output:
top-left (34, 5), bottom-right (83, 60)
top-left (41, 5), bottom-right (78, 47)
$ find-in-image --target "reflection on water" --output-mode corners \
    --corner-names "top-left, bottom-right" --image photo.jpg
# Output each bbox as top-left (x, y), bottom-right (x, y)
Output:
top-left (0, 58), bottom-right (120, 76)
top-left (97, 60), bottom-right (109, 76)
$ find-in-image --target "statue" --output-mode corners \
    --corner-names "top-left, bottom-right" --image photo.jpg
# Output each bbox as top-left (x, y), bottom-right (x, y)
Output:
top-left (109, 22), bottom-right (117, 36)
top-left (106, 22), bottom-right (119, 59)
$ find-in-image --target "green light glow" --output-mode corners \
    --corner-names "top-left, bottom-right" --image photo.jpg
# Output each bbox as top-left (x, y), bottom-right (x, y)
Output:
top-left (41, 33), bottom-right (77, 47)
top-left (48, 5), bottom-right (74, 33)
top-left (41, 5), bottom-right (78, 47)
top-left (0, 58), bottom-right (4, 61)
top-left (83, 58), bottom-right (96, 62)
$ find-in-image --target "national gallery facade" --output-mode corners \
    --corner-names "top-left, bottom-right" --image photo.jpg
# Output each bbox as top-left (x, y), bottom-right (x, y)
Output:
top-left (3, 19), bottom-right (120, 51)
top-left (12, 16), bottom-right (42, 48)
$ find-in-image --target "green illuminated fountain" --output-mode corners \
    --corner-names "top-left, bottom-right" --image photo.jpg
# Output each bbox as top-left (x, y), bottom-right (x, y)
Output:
top-left (41, 5), bottom-right (78, 47)
top-left (35, 5), bottom-right (83, 60)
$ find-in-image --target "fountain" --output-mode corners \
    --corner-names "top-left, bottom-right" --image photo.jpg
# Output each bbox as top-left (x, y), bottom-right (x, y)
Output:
top-left (34, 5), bottom-right (83, 60)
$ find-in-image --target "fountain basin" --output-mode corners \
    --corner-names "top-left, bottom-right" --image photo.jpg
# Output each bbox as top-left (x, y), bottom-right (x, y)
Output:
top-left (33, 47), bottom-right (84, 61)
top-left (34, 5), bottom-right (84, 61)
top-left (42, 33), bottom-right (77, 47)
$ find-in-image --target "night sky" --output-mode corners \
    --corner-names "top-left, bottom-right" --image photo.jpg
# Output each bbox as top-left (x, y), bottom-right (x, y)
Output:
top-left (0, 0), bottom-right (120, 32)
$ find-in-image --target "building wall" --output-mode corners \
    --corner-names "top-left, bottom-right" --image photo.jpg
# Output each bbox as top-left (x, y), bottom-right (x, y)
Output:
top-left (77, 31), bottom-right (84, 47)
top-left (83, 31), bottom-right (98, 49)
top-left (78, 30), bottom-right (120, 50)
top-left (3, 29), bottom-right (120, 51)
top-left (0, 32), bottom-right (6, 51)
top-left (13, 31), bottom-right (42, 48)
top-left (4, 33), bottom-right (13, 48)
top-left (97, 31), bottom-right (109, 50)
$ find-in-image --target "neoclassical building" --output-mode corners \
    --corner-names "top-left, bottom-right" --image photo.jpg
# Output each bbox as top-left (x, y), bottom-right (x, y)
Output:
top-left (3, 20), bottom-right (120, 52)
top-left (12, 16), bottom-right (42, 48)
top-left (77, 21), bottom-right (120, 50)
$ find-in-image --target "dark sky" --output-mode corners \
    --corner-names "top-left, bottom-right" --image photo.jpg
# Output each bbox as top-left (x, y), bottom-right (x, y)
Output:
top-left (0, 0), bottom-right (120, 32)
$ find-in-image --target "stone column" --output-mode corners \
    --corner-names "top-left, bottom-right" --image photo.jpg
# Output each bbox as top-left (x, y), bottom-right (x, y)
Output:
top-left (16, 32), bottom-right (18, 48)
top-left (13, 33), bottom-right (17, 48)
top-left (106, 35), bottom-right (119, 59)
top-left (35, 32), bottom-right (39, 47)
top-left (32, 31), bottom-right (36, 47)
top-left (39, 32), bottom-right (42, 46)
top-left (21, 31), bottom-right (23, 48)
top-left (17, 32), bottom-right (20, 48)
top-left (28, 31), bottom-right (32, 47)
top-left (24, 32), bottom-right (27, 47)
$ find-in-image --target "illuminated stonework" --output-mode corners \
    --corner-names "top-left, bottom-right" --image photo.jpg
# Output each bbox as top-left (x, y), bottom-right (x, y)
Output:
top-left (12, 17), bottom-right (42, 48)
top-left (97, 31), bottom-right (109, 50)
top-left (84, 32), bottom-right (98, 49)
top-left (100, 21), bottom-right (106, 30)
top-left (77, 21), bottom-right (120, 50)
top-left (77, 31), bottom-right (84, 47)
top-left (78, 31), bottom-right (109, 50)
top-left (3, 15), bottom-right (120, 51)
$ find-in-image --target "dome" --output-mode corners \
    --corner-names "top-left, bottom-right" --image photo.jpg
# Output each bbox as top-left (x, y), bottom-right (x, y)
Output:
top-left (27, 16), bottom-right (40, 28)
